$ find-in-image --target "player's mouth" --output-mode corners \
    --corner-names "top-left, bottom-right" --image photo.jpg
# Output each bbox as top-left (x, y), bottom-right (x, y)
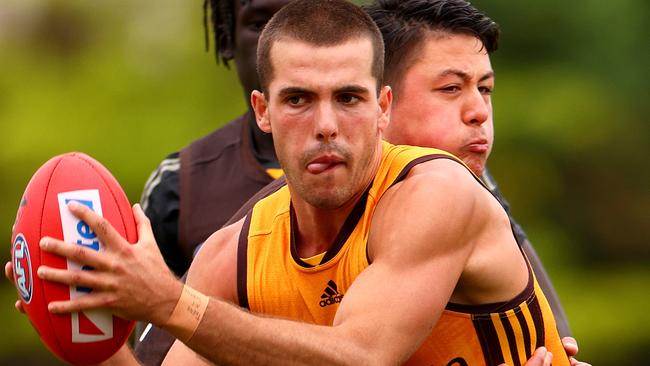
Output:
top-left (466, 138), bottom-right (490, 154)
top-left (306, 155), bottom-right (345, 174)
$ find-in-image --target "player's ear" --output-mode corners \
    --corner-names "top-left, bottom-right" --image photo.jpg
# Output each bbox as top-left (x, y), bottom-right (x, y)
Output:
top-left (377, 85), bottom-right (392, 132)
top-left (251, 90), bottom-right (271, 133)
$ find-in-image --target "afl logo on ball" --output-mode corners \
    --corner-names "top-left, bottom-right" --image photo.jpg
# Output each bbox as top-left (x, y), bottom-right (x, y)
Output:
top-left (13, 233), bottom-right (33, 304)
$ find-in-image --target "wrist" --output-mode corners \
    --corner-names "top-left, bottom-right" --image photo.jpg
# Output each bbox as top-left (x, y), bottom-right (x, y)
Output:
top-left (150, 280), bottom-right (184, 327)
top-left (162, 284), bottom-right (210, 343)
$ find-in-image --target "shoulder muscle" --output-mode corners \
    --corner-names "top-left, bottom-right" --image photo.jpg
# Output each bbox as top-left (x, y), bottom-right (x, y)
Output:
top-left (186, 218), bottom-right (244, 304)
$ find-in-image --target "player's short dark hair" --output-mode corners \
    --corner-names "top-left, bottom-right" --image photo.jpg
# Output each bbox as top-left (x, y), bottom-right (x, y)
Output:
top-left (257, 0), bottom-right (385, 94)
top-left (364, 0), bottom-right (500, 95)
top-left (203, 0), bottom-right (236, 67)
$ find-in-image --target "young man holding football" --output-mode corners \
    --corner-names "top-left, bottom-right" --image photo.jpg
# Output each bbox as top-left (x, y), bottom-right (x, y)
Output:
top-left (136, 0), bottom-right (581, 363)
top-left (24, 1), bottom-right (573, 364)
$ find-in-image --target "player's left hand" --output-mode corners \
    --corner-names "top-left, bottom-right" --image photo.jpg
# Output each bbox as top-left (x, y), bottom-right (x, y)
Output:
top-left (35, 202), bottom-right (183, 326)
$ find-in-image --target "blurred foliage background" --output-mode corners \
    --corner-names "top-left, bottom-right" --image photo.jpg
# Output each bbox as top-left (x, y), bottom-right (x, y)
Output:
top-left (0, 0), bottom-right (647, 364)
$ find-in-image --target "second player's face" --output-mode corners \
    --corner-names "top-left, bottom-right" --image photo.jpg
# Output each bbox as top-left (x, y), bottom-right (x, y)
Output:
top-left (233, 0), bottom-right (292, 104)
top-left (253, 38), bottom-right (390, 209)
top-left (384, 33), bottom-right (495, 176)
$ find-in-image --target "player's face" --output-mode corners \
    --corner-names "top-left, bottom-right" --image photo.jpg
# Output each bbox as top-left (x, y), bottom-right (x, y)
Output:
top-left (252, 38), bottom-right (391, 209)
top-left (385, 33), bottom-right (494, 176)
top-left (233, 0), bottom-right (291, 102)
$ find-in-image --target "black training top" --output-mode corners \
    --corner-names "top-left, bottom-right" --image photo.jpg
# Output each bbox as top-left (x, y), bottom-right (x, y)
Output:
top-left (140, 113), bottom-right (278, 277)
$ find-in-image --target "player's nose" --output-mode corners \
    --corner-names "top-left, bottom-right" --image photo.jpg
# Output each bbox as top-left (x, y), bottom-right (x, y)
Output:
top-left (314, 102), bottom-right (339, 142)
top-left (462, 90), bottom-right (490, 125)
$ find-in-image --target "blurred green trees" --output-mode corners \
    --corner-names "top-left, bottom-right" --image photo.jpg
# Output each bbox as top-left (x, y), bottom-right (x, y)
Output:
top-left (0, 0), bottom-right (647, 364)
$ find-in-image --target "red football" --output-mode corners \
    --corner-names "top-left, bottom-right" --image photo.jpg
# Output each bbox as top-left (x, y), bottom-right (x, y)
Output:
top-left (10, 152), bottom-right (136, 365)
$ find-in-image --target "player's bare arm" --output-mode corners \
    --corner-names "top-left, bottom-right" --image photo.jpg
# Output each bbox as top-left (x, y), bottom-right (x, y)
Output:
top-left (33, 203), bottom-right (383, 364)
top-left (376, 158), bottom-right (529, 302)
top-left (162, 219), bottom-right (242, 365)
top-left (186, 220), bottom-right (242, 304)
top-left (159, 156), bottom-right (519, 364)
top-left (335, 158), bottom-right (528, 362)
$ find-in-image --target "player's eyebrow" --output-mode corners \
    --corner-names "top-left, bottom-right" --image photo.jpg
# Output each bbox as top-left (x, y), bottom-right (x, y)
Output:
top-left (438, 69), bottom-right (495, 82)
top-left (277, 87), bottom-right (314, 99)
top-left (277, 85), bottom-right (371, 98)
top-left (334, 85), bottom-right (370, 95)
top-left (479, 71), bottom-right (495, 82)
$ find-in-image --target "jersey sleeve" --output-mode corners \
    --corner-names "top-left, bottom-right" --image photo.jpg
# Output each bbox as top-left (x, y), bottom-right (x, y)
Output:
top-left (140, 152), bottom-right (188, 277)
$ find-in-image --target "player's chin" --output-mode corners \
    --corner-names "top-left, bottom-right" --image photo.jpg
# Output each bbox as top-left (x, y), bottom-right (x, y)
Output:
top-left (460, 155), bottom-right (487, 177)
top-left (305, 187), bottom-right (352, 210)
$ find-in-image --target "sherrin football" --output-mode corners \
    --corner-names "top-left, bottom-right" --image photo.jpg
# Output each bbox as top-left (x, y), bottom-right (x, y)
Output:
top-left (11, 152), bottom-right (136, 365)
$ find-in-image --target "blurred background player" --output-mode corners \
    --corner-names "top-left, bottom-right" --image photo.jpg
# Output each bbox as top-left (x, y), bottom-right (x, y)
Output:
top-left (135, 1), bottom-right (289, 363)
top-left (139, 0), bottom-right (289, 278)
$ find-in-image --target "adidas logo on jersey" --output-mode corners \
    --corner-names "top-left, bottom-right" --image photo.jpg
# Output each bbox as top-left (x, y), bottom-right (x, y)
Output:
top-left (319, 280), bottom-right (344, 307)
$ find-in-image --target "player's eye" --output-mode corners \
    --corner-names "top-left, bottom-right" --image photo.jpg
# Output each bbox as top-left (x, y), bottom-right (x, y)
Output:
top-left (338, 94), bottom-right (359, 104)
top-left (287, 96), bottom-right (306, 105)
top-left (439, 85), bottom-right (461, 93)
top-left (479, 86), bottom-right (494, 95)
top-left (249, 20), bottom-right (267, 32)
top-left (245, 16), bottom-right (269, 32)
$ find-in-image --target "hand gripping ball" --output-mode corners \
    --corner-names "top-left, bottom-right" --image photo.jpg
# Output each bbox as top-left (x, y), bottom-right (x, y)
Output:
top-left (11, 152), bottom-right (136, 365)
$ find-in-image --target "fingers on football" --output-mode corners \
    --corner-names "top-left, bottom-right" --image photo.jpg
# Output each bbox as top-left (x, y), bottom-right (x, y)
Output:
top-left (68, 201), bottom-right (124, 250)
top-left (40, 237), bottom-right (108, 270)
top-left (6, 263), bottom-right (25, 314)
top-left (5, 261), bottom-right (13, 282)
top-left (37, 265), bottom-right (110, 292)
top-left (133, 203), bottom-right (154, 244)
top-left (15, 300), bottom-right (25, 313)
top-left (48, 292), bottom-right (116, 314)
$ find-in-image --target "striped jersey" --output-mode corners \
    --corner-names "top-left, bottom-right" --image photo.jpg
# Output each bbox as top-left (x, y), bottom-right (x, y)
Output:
top-left (237, 141), bottom-right (568, 366)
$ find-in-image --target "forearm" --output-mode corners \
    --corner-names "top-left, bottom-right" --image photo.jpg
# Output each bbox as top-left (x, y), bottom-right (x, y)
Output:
top-left (165, 298), bottom-right (374, 366)
top-left (522, 239), bottom-right (572, 337)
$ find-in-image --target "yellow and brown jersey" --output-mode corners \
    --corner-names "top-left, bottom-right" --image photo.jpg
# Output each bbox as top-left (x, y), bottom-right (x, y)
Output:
top-left (237, 141), bottom-right (569, 365)
top-left (237, 141), bottom-right (452, 323)
top-left (405, 264), bottom-right (568, 366)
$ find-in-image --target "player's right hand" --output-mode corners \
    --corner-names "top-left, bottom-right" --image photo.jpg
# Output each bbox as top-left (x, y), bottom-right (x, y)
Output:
top-left (4, 261), bottom-right (25, 313)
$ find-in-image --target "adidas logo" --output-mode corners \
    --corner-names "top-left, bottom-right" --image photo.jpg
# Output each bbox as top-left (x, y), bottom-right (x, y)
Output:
top-left (319, 280), bottom-right (344, 307)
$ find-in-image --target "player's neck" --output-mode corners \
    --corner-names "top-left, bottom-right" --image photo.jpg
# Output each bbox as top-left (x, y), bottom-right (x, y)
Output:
top-left (247, 111), bottom-right (277, 164)
top-left (290, 141), bottom-right (383, 258)
top-left (290, 158), bottom-right (381, 258)
top-left (291, 198), bottom-right (359, 258)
